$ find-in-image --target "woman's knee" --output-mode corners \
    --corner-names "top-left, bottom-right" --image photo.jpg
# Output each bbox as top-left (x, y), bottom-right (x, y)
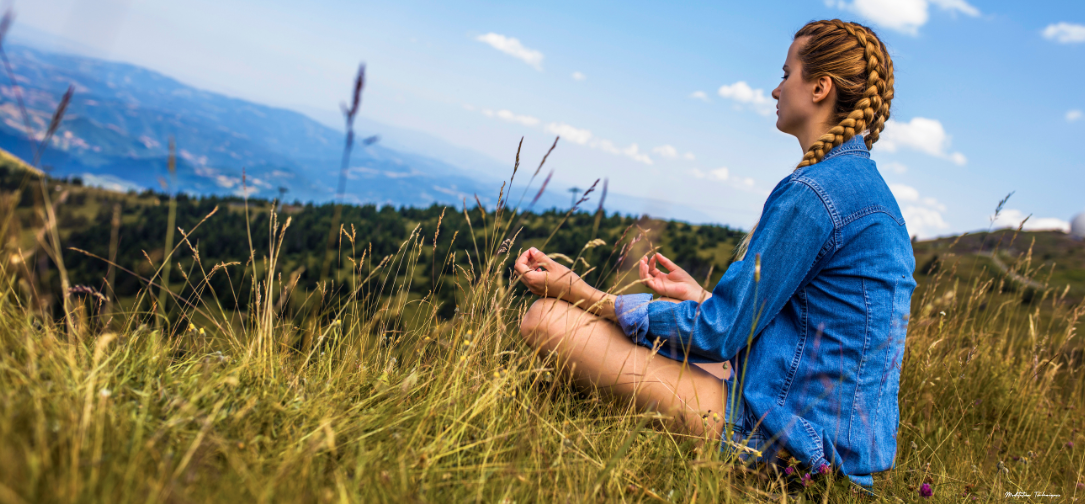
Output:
top-left (520, 298), bottom-right (565, 345)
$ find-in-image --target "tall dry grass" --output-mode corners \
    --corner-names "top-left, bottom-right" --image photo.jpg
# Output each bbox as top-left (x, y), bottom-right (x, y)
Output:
top-left (1, 167), bottom-right (1083, 502)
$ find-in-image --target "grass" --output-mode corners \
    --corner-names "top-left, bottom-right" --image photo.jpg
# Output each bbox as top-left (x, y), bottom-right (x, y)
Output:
top-left (1, 172), bottom-right (1084, 503)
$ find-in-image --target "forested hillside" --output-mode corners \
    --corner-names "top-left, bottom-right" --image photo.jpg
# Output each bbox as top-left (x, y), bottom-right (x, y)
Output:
top-left (2, 164), bottom-right (745, 327)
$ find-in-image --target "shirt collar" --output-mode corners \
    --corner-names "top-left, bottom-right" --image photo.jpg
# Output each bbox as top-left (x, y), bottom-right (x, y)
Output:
top-left (821, 134), bottom-right (870, 161)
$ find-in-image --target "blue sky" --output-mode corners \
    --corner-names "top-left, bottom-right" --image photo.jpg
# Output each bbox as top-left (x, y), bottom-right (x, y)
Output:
top-left (13, 0), bottom-right (1085, 237)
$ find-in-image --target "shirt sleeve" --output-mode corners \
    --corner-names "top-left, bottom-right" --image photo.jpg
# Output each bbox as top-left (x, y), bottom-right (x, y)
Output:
top-left (642, 179), bottom-right (835, 362)
top-left (614, 293), bottom-right (653, 343)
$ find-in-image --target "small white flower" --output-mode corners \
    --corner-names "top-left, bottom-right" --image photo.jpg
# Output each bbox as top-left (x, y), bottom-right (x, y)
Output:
top-left (99, 388), bottom-right (112, 398)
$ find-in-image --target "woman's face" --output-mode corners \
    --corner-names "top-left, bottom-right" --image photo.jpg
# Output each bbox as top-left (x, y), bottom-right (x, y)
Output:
top-left (772, 37), bottom-right (818, 137)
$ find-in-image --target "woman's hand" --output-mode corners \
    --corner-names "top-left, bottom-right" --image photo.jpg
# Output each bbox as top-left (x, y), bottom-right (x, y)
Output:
top-left (514, 247), bottom-right (616, 320)
top-left (513, 247), bottom-right (586, 300)
top-left (639, 253), bottom-right (712, 303)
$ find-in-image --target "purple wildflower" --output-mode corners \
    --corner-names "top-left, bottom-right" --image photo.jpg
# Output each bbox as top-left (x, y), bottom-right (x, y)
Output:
top-left (919, 483), bottom-right (933, 498)
top-left (801, 473), bottom-right (811, 487)
top-left (784, 467), bottom-right (794, 476)
top-left (1077, 482), bottom-right (1085, 490)
top-left (818, 463), bottom-right (831, 475)
top-left (1067, 441), bottom-right (1075, 449)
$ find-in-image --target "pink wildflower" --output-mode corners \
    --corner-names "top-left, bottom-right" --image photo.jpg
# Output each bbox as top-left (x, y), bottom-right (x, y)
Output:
top-left (818, 463), bottom-right (830, 475)
top-left (784, 466), bottom-right (794, 476)
top-left (919, 483), bottom-right (933, 498)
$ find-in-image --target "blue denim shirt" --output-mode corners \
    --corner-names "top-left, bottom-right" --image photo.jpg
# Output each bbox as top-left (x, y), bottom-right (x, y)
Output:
top-left (614, 135), bottom-right (916, 487)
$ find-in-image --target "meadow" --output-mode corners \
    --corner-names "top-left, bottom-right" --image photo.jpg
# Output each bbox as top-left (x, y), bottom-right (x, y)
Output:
top-left (1, 148), bottom-right (1083, 503)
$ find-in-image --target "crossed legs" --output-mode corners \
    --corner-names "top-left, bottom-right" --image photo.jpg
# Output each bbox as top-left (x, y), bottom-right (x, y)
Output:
top-left (519, 298), bottom-right (728, 441)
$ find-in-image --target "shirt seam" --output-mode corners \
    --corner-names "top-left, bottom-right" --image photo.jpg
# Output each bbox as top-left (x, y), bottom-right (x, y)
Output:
top-left (848, 275), bottom-right (873, 448)
top-left (840, 204), bottom-right (906, 227)
top-left (776, 289), bottom-right (809, 406)
top-left (792, 176), bottom-right (842, 230)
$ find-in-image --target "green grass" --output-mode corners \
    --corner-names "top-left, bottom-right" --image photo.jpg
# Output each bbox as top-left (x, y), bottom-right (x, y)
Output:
top-left (1, 179), bottom-right (1084, 503)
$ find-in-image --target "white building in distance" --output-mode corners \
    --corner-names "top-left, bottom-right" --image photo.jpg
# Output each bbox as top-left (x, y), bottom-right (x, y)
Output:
top-left (1072, 212), bottom-right (1085, 239)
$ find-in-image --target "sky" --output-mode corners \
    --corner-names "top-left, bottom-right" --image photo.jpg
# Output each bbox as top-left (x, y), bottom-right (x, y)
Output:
top-left (10, 0), bottom-right (1085, 237)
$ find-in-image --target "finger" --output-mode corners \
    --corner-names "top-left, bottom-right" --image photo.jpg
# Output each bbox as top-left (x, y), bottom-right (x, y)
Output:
top-left (648, 255), bottom-right (663, 278)
top-left (656, 253), bottom-right (680, 271)
top-left (513, 250), bottom-right (533, 275)
top-left (638, 257), bottom-right (651, 280)
top-left (528, 247), bottom-right (553, 269)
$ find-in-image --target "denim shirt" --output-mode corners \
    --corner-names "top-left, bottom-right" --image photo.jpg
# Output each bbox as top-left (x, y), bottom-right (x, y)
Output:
top-left (614, 135), bottom-right (916, 487)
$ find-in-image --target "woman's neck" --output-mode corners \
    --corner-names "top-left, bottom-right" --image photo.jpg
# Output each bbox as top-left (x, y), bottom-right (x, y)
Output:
top-left (797, 117), bottom-right (837, 153)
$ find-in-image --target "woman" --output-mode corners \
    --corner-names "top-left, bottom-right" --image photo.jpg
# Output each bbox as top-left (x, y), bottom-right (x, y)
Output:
top-left (513, 19), bottom-right (914, 487)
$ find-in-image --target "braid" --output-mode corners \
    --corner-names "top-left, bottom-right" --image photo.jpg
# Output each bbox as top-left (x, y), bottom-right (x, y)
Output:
top-left (735, 20), bottom-right (894, 260)
top-left (794, 19), bottom-right (894, 168)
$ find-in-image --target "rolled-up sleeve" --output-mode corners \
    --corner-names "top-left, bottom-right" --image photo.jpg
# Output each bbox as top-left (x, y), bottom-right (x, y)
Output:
top-left (642, 180), bottom-right (835, 362)
top-left (614, 293), bottom-right (653, 343)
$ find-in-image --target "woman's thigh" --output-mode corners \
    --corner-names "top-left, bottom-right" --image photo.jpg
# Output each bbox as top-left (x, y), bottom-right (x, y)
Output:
top-left (520, 298), bottom-right (727, 440)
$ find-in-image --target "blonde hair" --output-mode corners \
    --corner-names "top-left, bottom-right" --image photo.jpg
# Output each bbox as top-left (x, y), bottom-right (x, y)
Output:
top-left (735, 19), bottom-right (895, 260)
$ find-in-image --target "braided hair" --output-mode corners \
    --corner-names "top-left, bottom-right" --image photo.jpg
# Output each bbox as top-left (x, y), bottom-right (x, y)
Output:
top-left (794, 19), bottom-right (894, 167)
top-left (735, 20), bottom-right (894, 260)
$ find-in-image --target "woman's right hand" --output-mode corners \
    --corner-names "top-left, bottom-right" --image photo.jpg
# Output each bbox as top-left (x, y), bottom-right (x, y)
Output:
top-left (513, 247), bottom-right (587, 300)
top-left (638, 253), bottom-right (712, 303)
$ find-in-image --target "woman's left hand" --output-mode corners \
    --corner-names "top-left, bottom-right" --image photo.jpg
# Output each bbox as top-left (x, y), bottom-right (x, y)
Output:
top-left (512, 247), bottom-right (587, 300)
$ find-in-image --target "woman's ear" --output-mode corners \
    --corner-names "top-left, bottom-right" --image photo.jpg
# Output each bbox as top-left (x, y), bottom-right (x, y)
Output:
top-left (811, 75), bottom-right (834, 104)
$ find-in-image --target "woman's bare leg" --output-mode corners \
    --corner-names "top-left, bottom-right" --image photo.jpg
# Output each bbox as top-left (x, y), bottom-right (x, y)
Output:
top-left (520, 298), bottom-right (727, 440)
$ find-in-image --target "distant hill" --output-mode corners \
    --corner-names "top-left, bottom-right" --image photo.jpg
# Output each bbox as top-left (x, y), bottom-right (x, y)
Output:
top-left (0, 44), bottom-right (513, 208)
top-left (0, 147), bottom-right (41, 176)
top-left (912, 229), bottom-right (1085, 304)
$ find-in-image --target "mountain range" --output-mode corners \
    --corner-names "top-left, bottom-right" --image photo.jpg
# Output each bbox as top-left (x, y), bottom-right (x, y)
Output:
top-left (0, 43), bottom-right (722, 222)
top-left (0, 43), bottom-right (535, 209)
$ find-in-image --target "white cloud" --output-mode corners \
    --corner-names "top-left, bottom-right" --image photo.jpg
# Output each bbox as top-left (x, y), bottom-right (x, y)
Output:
top-left (543, 122), bottom-right (651, 164)
top-left (1042, 22), bottom-right (1085, 44)
top-left (881, 161), bottom-right (908, 174)
top-left (475, 33), bottom-right (544, 70)
top-left (652, 145), bottom-right (679, 158)
top-left (592, 139), bottom-right (652, 164)
top-left (545, 122), bottom-right (593, 144)
top-left (652, 146), bottom-right (694, 160)
top-left (902, 205), bottom-right (950, 238)
top-left (622, 144), bottom-right (652, 165)
top-left (710, 167), bottom-right (730, 181)
top-left (889, 183), bottom-right (950, 238)
top-left (462, 103), bottom-right (475, 111)
top-left (690, 165), bottom-right (754, 188)
top-left (571, 71), bottom-right (586, 81)
top-left (1067, 109), bottom-right (1083, 122)
top-left (482, 108), bottom-right (539, 126)
top-left (690, 167), bottom-right (731, 181)
top-left (234, 186), bottom-right (260, 198)
top-left (929, 0), bottom-right (979, 16)
top-left (831, 0), bottom-right (979, 35)
top-left (690, 90), bottom-right (710, 102)
top-left (717, 81), bottom-right (774, 115)
top-left (991, 209), bottom-right (1071, 233)
top-left (80, 173), bottom-right (143, 193)
top-left (879, 117), bottom-right (967, 165)
top-left (889, 183), bottom-right (919, 203)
